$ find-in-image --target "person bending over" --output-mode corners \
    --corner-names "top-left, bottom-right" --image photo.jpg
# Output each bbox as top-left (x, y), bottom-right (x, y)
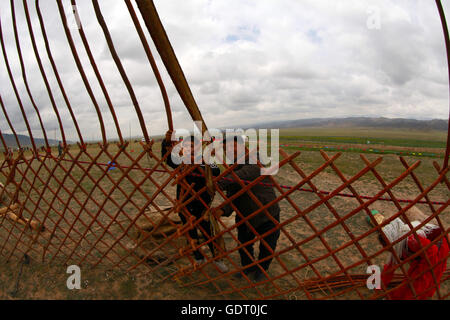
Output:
top-left (161, 131), bottom-right (228, 272)
top-left (375, 210), bottom-right (448, 299)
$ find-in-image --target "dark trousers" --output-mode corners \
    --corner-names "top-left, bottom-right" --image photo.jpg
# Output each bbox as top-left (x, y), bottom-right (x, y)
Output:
top-left (179, 210), bottom-right (215, 260)
top-left (237, 219), bottom-right (280, 273)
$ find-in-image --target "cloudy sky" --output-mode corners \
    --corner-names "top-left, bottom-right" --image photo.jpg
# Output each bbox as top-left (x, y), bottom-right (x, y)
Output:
top-left (0, 0), bottom-right (449, 142)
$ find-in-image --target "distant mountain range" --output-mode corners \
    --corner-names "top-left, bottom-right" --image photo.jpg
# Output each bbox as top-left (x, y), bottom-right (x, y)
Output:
top-left (1, 133), bottom-right (59, 149)
top-left (1, 117), bottom-right (447, 150)
top-left (249, 117), bottom-right (448, 131)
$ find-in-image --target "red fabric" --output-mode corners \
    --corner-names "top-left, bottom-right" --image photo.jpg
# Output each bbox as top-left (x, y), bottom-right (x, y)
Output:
top-left (381, 233), bottom-right (449, 300)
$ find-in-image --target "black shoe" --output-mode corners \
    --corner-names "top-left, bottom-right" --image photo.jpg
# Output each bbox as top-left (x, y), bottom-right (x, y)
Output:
top-left (252, 270), bottom-right (267, 282)
top-left (233, 270), bottom-right (254, 280)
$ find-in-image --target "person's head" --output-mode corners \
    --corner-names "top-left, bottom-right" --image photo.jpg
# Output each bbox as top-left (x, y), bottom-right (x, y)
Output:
top-left (165, 130), bottom-right (174, 144)
top-left (181, 135), bottom-right (201, 164)
top-left (379, 218), bottom-right (423, 260)
top-left (223, 134), bottom-right (245, 163)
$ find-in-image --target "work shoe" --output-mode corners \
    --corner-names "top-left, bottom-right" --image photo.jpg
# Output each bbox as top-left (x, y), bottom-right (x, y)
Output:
top-left (367, 209), bottom-right (384, 227)
top-left (194, 257), bottom-right (206, 265)
top-left (233, 269), bottom-right (254, 280)
top-left (213, 260), bottom-right (229, 273)
top-left (252, 270), bottom-right (267, 283)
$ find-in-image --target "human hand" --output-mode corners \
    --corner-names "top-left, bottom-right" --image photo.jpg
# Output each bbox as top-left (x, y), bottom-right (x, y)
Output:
top-left (213, 208), bottom-right (224, 218)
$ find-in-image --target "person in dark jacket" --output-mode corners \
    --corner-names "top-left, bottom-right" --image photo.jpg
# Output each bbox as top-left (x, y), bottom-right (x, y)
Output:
top-left (161, 131), bottom-right (228, 272)
top-left (214, 135), bottom-right (280, 282)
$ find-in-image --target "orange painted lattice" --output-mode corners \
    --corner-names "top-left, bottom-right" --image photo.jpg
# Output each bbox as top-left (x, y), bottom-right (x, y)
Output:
top-left (0, 0), bottom-right (449, 300)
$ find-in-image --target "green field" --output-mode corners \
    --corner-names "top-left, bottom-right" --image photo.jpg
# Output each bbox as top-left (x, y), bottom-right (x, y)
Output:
top-left (279, 127), bottom-right (447, 149)
top-left (0, 126), bottom-right (448, 300)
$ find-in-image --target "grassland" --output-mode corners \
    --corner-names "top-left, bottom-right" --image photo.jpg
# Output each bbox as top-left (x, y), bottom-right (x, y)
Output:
top-left (0, 126), bottom-right (448, 300)
top-left (280, 127), bottom-right (447, 148)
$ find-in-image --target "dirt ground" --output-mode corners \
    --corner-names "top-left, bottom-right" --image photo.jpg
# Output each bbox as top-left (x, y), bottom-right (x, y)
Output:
top-left (0, 141), bottom-right (448, 300)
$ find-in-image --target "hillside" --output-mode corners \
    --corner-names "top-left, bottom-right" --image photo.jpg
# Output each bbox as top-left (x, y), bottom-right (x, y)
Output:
top-left (1, 133), bottom-right (59, 150)
top-left (249, 117), bottom-right (448, 131)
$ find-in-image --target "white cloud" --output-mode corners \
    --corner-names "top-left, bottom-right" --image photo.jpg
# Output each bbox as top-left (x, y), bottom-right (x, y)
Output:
top-left (0, 0), bottom-right (449, 143)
